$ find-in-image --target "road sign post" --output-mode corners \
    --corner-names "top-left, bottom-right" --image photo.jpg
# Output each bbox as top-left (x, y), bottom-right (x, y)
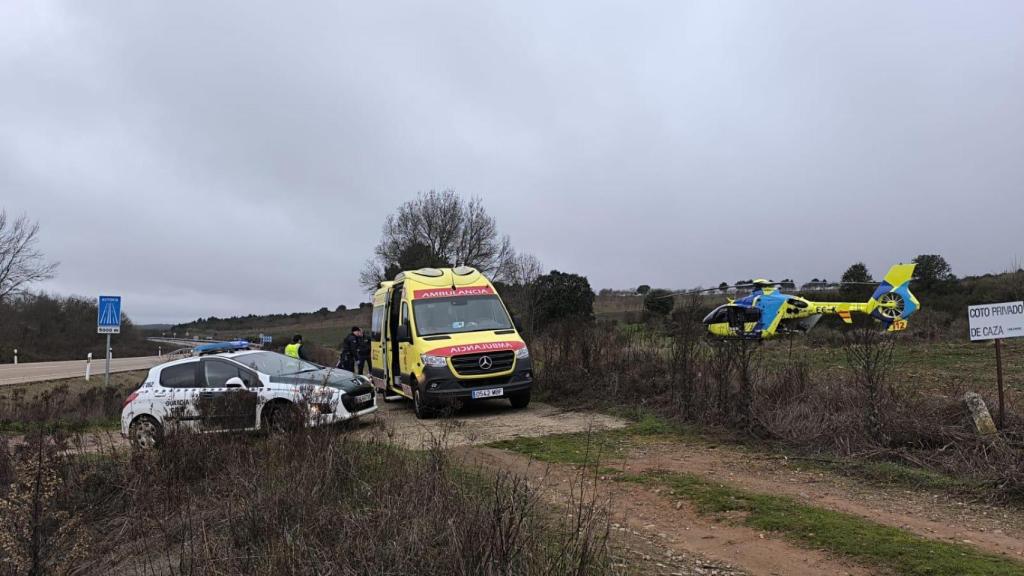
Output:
top-left (968, 301), bottom-right (1024, 430)
top-left (97, 296), bottom-right (122, 387)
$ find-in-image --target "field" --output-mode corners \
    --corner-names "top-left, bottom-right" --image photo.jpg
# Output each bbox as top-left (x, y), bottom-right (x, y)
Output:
top-left (760, 337), bottom-right (1024, 399)
top-left (3, 318), bottom-right (1024, 574)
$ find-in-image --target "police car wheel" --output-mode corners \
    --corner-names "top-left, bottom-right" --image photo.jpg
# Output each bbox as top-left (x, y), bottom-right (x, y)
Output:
top-left (413, 388), bottom-right (434, 420)
top-left (264, 401), bottom-right (301, 433)
top-left (509, 391), bottom-right (531, 410)
top-left (129, 416), bottom-right (162, 449)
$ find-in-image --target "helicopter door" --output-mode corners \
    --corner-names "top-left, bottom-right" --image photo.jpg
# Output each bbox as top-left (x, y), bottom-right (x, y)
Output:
top-left (726, 307), bottom-right (745, 331)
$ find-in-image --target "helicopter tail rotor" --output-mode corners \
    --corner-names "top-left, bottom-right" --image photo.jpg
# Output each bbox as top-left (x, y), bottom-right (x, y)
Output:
top-left (867, 263), bottom-right (920, 330)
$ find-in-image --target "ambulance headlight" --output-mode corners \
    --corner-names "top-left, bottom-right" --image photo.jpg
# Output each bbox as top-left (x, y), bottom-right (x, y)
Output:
top-left (515, 347), bottom-right (530, 359)
top-left (420, 354), bottom-right (448, 368)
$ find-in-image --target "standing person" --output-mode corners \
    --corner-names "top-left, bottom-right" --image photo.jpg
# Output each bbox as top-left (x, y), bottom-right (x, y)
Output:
top-left (356, 329), bottom-right (371, 375)
top-left (339, 326), bottom-right (360, 371)
top-left (285, 334), bottom-right (308, 360)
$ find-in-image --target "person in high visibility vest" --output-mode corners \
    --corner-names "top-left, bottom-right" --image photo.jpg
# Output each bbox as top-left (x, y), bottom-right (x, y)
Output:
top-left (284, 334), bottom-right (308, 360)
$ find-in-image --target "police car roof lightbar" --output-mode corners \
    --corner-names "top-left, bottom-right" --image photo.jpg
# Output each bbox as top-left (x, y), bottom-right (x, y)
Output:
top-left (194, 340), bottom-right (251, 356)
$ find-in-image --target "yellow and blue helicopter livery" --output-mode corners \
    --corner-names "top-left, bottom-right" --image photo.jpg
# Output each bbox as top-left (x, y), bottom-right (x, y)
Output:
top-left (702, 263), bottom-right (919, 340)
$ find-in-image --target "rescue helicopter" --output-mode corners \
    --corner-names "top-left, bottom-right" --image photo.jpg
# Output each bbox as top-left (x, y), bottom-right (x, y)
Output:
top-left (688, 263), bottom-right (920, 341)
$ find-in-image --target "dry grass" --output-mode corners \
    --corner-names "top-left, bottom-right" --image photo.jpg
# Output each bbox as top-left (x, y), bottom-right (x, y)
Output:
top-left (0, 371), bottom-right (144, 433)
top-left (532, 308), bottom-right (1024, 502)
top-left (0, 419), bottom-right (612, 576)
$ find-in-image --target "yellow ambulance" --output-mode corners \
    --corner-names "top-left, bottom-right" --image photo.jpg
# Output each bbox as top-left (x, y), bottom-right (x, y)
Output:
top-left (369, 266), bottom-right (533, 418)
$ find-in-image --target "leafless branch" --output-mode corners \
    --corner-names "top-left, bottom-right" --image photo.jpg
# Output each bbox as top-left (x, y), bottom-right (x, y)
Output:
top-left (0, 210), bottom-right (58, 302)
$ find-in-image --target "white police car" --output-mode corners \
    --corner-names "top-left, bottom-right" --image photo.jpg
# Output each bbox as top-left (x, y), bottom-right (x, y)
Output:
top-left (121, 349), bottom-right (377, 448)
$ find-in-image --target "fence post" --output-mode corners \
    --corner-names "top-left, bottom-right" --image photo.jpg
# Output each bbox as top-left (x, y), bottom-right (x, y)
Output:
top-left (86, 352), bottom-right (92, 381)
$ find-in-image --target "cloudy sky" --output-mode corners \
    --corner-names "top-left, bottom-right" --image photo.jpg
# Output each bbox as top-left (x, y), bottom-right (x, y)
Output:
top-left (2, 2), bottom-right (1022, 323)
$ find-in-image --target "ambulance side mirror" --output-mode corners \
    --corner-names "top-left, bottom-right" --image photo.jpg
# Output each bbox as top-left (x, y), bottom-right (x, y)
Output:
top-left (512, 316), bottom-right (523, 332)
top-left (396, 325), bottom-right (413, 343)
top-left (225, 377), bottom-right (246, 389)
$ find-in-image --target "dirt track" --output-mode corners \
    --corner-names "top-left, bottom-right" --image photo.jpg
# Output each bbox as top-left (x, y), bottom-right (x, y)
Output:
top-left (457, 437), bottom-right (1024, 576)
top-left (362, 398), bottom-right (628, 449)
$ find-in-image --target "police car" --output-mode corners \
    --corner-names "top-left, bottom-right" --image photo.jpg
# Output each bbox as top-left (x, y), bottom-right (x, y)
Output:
top-left (121, 345), bottom-right (377, 449)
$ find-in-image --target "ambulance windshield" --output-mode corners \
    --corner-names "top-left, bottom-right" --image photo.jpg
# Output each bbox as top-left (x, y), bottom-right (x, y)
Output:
top-left (413, 295), bottom-right (513, 336)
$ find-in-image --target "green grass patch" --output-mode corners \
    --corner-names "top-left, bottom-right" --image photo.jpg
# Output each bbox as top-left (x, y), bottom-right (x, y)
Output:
top-left (620, 470), bottom-right (1024, 576)
top-left (0, 417), bottom-right (120, 434)
top-left (489, 414), bottom-right (692, 468)
top-left (490, 429), bottom-right (627, 468)
top-left (809, 459), bottom-right (972, 493)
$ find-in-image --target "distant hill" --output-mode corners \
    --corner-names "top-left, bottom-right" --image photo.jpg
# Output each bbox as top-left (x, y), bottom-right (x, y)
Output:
top-left (171, 306), bottom-right (373, 350)
top-left (137, 323), bottom-right (174, 331)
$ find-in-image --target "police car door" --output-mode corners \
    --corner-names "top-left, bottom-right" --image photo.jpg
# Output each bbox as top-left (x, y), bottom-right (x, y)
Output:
top-left (198, 358), bottom-right (260, 430)
top-left (158, 360), bottom-right (201, 432)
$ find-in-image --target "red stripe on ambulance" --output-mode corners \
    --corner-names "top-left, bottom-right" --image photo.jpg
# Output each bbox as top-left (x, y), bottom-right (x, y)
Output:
top-left (413, 286), bottom-right (495, 299)
top-left (426, 340), bottom-right (525, 357)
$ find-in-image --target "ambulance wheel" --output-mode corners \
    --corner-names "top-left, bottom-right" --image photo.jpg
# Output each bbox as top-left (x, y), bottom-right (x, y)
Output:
top-left (509, 391), bottom-right (531, 410)
top-left (413, 388), bottom-right (434, 420)
top-left (129, 415), bottom-right (163, 450)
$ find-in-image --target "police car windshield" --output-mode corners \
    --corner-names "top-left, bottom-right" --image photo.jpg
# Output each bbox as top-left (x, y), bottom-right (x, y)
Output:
top-left (233, 351), bottom-right (320, 376)
top-left (413, 295), bottom-right (513, 337)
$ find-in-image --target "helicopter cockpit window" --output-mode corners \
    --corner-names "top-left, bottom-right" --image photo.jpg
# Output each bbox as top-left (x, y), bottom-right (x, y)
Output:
top-left (702, 306), bottom-right (731, 325)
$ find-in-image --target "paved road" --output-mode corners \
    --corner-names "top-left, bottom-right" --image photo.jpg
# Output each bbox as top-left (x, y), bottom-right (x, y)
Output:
top-left (0, 356), bottom-right (164, 387)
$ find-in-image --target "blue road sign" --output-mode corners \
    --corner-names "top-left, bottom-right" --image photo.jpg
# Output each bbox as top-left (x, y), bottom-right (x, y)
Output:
top-left (97, 295), bottom-right (122, 334)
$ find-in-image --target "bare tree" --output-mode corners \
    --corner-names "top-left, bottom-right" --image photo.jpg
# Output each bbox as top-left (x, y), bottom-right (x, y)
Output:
top-left (0, 211), bottom-right (58, 302)
top-left (497, 252), bottom-right (541, 287)
top-left (360, 191), bottom-right (515, 291)
top-left (498, 252), bottom-right (544, 334)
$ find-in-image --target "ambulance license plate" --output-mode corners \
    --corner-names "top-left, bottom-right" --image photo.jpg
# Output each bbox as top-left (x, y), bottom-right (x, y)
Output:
top-left (355, 393), bottom-right (373, 404)
top-left (472, 387), bottom-right (503, 399)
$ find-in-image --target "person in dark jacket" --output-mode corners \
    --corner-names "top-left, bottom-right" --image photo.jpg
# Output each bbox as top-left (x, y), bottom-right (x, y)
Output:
top-left (339, 326), bottom-right (361, 371)
top-left (356, 330), bottom-right (371, 375)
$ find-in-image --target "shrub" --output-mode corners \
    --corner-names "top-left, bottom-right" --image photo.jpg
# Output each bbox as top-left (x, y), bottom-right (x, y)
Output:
top-left (0, 426), bottom-right (612, 575)
top-left (643, 289), bottom-right (673, 318)
top-left (531, 271), bottom-right (594, 331)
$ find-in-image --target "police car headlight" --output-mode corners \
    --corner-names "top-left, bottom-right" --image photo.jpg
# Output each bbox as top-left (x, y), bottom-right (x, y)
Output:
top-left (515, 347), bottom-right (530, 359)
top-left (420, 354), bottom-right (447, 368)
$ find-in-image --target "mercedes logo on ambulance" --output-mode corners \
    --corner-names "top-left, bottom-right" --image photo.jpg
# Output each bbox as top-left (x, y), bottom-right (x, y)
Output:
top-left (478, 356), bottom-right (494, 370)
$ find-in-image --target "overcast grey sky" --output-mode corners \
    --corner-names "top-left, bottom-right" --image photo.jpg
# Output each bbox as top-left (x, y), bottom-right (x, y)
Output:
top-left (2, 2), bottom-right (1022, 323)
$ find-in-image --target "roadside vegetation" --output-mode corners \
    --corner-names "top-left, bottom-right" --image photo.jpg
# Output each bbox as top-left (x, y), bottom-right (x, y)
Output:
top-left (0, 371), bottom-right (143, 433)
top-left (0, 424), bottom-right (612, 575)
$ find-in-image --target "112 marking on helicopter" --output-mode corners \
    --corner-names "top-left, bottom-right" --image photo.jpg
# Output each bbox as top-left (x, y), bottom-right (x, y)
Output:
top-left (700, 263), bottom-right (919, 340)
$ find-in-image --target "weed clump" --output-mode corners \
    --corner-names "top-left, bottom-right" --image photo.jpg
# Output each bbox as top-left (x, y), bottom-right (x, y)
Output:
top-left (0, 425), bottom-right (611, 575)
